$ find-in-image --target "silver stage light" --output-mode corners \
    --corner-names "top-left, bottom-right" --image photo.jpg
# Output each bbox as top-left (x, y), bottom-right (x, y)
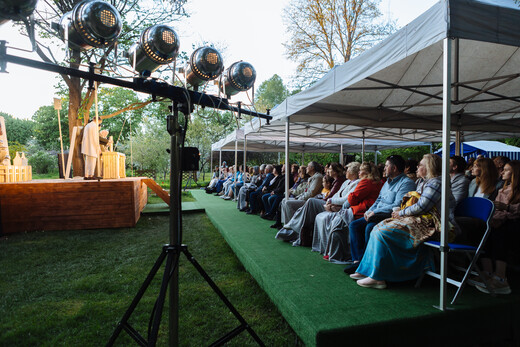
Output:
top-left (126, 24), bottom-right (180, 77)
top-left (0, 0), bottom-right (38, 25)
top-left (58, 0), bottom-right (122, 51)
top-left (220, 61), bottom-right (256, 97)
top-left (185, 47), bottom-right (224, 90)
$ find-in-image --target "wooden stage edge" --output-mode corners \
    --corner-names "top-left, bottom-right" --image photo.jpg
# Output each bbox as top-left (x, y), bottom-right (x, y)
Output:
top-left (0, 177), bottom-right (151, 234)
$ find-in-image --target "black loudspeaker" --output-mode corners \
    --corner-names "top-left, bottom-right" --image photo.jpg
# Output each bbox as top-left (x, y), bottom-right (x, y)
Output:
top-left (181, 147), bottom-right (199, 171)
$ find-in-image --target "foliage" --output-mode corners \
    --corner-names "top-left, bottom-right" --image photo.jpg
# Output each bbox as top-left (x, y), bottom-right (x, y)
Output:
top-left (7, 141), bottom-right (27, 163)
top-left (504, 137), bottom-right (520, 148)
top-left (97, 87), bottom-right (148, 145)
top-left (125, 116), bottom-right (170, 179)
top-left (28, 150), bottom-right (58, 174)
top-left (283, 0), bottom-right (396, 84)
top-left (254, 75), bottom-right (290, 112)
top-left (185, 108), bottom-right (235, 177)
top-left (0, 112), bottom-right (34, 145)
top-left (0, 214), bottom-right (296, 346)
top-left (31, 105), bottom-right (69, 151)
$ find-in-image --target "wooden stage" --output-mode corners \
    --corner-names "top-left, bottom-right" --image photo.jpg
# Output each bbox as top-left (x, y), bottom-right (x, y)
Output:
top-left (0, 177), bottom-right (149, 234)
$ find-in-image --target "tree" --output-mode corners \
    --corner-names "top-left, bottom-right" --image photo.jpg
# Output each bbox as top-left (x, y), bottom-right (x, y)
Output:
top-left (283, 0), bottom-right (396, 84)
top-left (128, 116), bottom-right (171, 180)
top-left (31, 0), bottom-right (188, 175)
top-left (32, 105), bottom-right (69, 151)
top-left (254, 75), bottom-right (290, 112)
top-left (185, 108), bottom-right (236, 178)
top-left (0, 112), bottom-right (34, 145)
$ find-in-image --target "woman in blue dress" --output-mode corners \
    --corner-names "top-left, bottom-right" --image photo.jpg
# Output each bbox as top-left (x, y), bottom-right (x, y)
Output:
top-left (351, 154), bottom-right (458, 289)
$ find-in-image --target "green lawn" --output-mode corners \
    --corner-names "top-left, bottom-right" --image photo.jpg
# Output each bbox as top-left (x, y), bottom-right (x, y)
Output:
top-left (0, 214), bottom-right (296, 346)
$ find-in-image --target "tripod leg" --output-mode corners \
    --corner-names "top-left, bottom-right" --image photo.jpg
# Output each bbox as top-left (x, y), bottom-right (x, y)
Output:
top-left (148, 248), bottom-right (180, 346)
top-left (182, 247), bottom-right (265, 347)
top-left (107, 249), bottom-right (168, 347)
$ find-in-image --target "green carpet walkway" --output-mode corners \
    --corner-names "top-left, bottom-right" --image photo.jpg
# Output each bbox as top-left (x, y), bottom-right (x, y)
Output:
top-left (142, 201), bottom-right (204, 215)
top-left (188, 190), bottom-right (520, 346)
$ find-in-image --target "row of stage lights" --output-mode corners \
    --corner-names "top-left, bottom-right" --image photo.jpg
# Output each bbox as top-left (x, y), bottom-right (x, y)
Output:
top-left (0, 0), bottom-right (257, 98)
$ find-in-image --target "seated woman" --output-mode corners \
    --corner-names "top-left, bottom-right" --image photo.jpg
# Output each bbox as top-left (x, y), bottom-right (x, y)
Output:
top-left (275, 163), bottom-right (346, 246)
top-left (476, 160), bottom-right (520, 295)
top-left (222, 165), bottom-right (245, 200)
top-left (468, 157), bottom-right (502, 200)
top-left (351, 154), bottom-right (457, 289)
top-left (289, 166), bottom-right (310, 198)
top-left (237, 165), bottom-right (263, 211)
top-left (456, 157), bottom-right (503, 242)
top-left (215, 167), bottom-right (232, 194)
top-left (313, 162), bottom-right (382, 263)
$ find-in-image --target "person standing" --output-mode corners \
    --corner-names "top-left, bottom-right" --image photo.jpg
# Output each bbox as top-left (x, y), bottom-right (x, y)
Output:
top-left (81, 118), bottom-right (103, 179)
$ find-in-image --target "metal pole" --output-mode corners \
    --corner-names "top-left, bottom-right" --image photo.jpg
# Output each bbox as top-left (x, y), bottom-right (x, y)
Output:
top-left (210, 150), bottom-right (213, 178)
top-left (243, 134), bottom-right (247, 171)
top-left (285, 118), bottom-right (290, 201)
top-left (455, 131), bottom-right (461, 156)
top-left (340, 144), bottom-right (344, 166)
top-left (375, 146), bottom-right (378, 165)
top-left (234, 129), bottom-right (238, 195)
top-left (168, 104), bottom-right (181, 346)
top-left (301, 152), bottom-right (304, 165)
top-left (439, 37), bottom-right (453, 311)
top-left (361, 131), bottom-right (366, 162)
top-left (219, 150), bottom-right (222, 170)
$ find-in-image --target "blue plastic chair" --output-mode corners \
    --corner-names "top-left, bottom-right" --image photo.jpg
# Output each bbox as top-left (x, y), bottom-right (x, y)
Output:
top-left (417, 197), bottom-right (495, 304)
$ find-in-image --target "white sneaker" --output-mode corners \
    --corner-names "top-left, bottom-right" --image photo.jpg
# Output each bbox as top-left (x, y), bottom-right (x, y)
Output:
top-left (476, 275), bottom-right (511, 295)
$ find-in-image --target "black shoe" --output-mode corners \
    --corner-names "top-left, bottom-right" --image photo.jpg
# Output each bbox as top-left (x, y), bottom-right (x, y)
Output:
top-left (270, 223), bottom-right (283, 229)
top-left (246, 210), bottom-right (257, 215)
top-left (343, 263), bottom-right (359, 274)
top-left (239, 207), bottom-right (249, 212)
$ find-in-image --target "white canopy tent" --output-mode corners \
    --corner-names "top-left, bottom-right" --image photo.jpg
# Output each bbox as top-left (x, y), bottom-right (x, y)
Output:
top-left (435, 140), bottom-right (520, 160)
top-left (214, 0), bottom-right (520, 310)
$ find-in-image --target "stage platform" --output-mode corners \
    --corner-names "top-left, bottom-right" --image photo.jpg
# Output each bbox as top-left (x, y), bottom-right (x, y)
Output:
top-left (0, 177), bottom-right (148, 234)
top-left (189, 189), bottom-right (520, 347)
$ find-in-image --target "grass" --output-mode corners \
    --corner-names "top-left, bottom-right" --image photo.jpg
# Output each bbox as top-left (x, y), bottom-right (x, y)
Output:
top-left (0, 214), bottom-right (296, 346)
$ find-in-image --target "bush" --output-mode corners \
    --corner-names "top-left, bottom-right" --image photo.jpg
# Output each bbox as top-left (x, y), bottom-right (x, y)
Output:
top-left (28, 150), bottom-right (58, 174)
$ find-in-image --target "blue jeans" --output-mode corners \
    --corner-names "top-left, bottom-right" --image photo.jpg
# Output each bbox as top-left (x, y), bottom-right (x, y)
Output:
top-left (262, 193), bottom-right (284, 216)
top-left (349, 217), bottom-right (378, 261)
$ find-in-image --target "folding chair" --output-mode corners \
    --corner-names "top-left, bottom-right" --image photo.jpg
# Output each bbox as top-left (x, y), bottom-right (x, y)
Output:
top-left (416, 197), bottom-right (495, 304)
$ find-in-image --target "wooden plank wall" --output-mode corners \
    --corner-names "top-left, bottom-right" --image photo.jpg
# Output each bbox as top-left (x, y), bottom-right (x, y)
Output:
top-left (0, 178), bottom-right (147, 234)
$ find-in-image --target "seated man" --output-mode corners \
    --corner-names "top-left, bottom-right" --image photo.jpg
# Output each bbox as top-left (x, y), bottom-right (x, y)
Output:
top-left (278, 161), bottom-right (323, 224)
top-left (345, 155), bottom-right (416, 274)
top-left (245, 165), bottom-right (274, 214)
top-left (450, 155), bottom-right (470, 206)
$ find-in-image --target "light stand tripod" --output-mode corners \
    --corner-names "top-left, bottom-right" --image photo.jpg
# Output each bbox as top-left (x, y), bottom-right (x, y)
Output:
top-left (107, 102), bottom-right (264, 346)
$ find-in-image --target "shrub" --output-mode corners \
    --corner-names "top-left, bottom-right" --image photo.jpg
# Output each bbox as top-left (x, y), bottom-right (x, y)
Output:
top-left (28, 150), bottom-right (58, 174)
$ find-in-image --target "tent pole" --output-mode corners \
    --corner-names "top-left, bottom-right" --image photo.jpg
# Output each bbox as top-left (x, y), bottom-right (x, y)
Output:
top-left (340, 144), bottom-right (344, 166)
top-left (430, 143), bottom-right (433, 154)
top-left (285, 118), bottom-right (290, 201)
top-left (301, 152), bottom-right (304, 165)
top-left (362, 131), bottom-right (365, 162)
top-left (244, 134), bottom-right (247, 171)
top-left (210, 150), bottom-right (213, 178)
top-left (219, 150), bottom-right (222, 169)
top-left (455, 131), bottom-right (461, 156)
top-left (438, 37), bottom-right (453, 312)
top-left (375, 146), bottom-right (378, 165)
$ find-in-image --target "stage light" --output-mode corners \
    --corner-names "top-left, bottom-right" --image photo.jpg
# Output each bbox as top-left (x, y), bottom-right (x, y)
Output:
top-left (126, 24), bottom-right (180, 76)
top-left (185, 47), bottom-right (224, 90)
top-left (57, 0), bottom-right (122, 51)
top-left (220, 61), bottom-right (256, 97)
top-left (0, 0), bottom-right (38, 25)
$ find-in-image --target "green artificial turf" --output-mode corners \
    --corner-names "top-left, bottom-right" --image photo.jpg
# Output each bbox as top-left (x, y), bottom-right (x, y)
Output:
top-left (191, 190), bottom-right (520, 347)
top-left (0, 214), bottom-right (296, 346)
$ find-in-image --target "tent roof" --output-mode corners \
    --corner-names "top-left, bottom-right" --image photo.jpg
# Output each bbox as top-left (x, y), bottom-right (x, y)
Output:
top-left (211, 128), bottom-right (429, 152)
top-left (237, 0), bottom-right (520, 142)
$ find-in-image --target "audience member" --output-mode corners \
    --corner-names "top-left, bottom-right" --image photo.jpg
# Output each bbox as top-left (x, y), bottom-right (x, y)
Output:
top-left (314, 162), bottom-right (382, 263)
top-left (450, 155), bottom-right (470, 205)
top-left (244, 165), bottom-right (274, 213)
top-left (278, 161), bottom-right (323, 224)
top-left (476, 160), bottom-right (520, 295)
top-left (350, 154), bottom-right (457, 289)
top-left (275, 163), bottom-right (345, 246)
top-left (405, 159), bottom-right (418, 182)
top-left (345, 155), bottom-right (416, 274)
top-left (468, 157), bottom-right (502, 200)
